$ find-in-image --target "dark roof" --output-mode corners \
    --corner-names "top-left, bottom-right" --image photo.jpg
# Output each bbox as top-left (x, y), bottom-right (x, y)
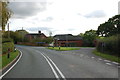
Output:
top-left (26, 33), bottom-right (47, 38)
top-left (26, 33), bottom-right (43, 35)
top-left (54, 34), bottom-right (82, 41)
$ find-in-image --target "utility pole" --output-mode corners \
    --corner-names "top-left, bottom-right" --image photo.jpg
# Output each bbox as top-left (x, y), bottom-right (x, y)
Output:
top-left (66, 35), bottom-right (68, 47)
top-left (22, 27), bottom-right (24, 42)
top-left (8, 23), bottom-right (10, 39)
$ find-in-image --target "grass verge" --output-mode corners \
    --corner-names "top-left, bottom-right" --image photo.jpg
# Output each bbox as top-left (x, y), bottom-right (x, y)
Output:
top-left (1, 50), bottom-right (19, 69)
top-left (93, 50), bottom-right (120, 63)
top-left (47, 47), bottom-right (80, 51)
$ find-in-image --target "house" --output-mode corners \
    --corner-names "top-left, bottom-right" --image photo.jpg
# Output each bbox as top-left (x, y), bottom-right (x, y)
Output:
top-left (53, 34), bottom-right (83, 47)
top-left (25, 31), bottom-right (47, 41)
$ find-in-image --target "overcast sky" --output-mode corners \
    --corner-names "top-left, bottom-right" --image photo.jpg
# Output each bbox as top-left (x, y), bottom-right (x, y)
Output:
top-left (8, 0), bottom-right (119, 36)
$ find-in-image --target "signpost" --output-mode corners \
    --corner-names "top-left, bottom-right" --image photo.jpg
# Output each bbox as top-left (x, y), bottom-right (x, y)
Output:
top-left (7, 48), bottom-right (10, 59)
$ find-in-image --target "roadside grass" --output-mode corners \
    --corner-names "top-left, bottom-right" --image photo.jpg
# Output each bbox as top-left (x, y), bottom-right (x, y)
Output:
top-left (80, 47), bottom-right (95, 48)
top-left (93, 50), bottom-right (120, 63)
top-left (1, 50), bottom-right (19, 69)
top-left (47, 47), bottom-right (80, 51)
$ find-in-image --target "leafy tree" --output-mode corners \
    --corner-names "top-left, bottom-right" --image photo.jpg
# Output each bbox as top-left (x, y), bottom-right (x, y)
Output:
top-left (80, 29), bottom-right (98, 47)
top-left (78, 33), bottom-right (84, 37)
top-left (0, 1), bottom-right (12, 31)
top-left (15, 29), bottom-right (28, 42)
top-left (43, 37), bottom-right (53, 44)
top-left (2, 31), bottom-right (22, 43)
top-left (97, 14), bottom-right (120, 37)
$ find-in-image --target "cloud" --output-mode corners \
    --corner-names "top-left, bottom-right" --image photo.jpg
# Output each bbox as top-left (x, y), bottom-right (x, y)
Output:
top-left (84, 10), bottom-right (106, 18)
top-left (41, 17), bottom-right (53, 22)
top-left (67, 28), bottom-right (76, 31)
top-left (8, 2), bottom-right (46, 19)
top-left (26, 27), bottom-right (52, 32)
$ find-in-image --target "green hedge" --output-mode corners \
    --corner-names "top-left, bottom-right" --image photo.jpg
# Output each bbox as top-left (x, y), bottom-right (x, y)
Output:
top-left (2, 38), bottom-right (13, 43)
top-left (96, 34), bottom-right (119, 56)
top-left (2, 42), bottom-right (14, 54)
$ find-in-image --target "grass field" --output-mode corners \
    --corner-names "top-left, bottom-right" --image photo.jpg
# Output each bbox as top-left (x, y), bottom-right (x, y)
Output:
top-left (93, 50), bottom-right (120, 63)
top-left (47, 47), bottom-right (80, 51)
top-left (1, 50), bottom-right (19, 69)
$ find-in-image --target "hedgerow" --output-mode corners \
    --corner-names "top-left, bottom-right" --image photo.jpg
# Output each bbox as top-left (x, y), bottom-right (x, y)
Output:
top-left (96, 34), bottom-right (119, 56)
top-left (2, 38), bottom-right (14, 54)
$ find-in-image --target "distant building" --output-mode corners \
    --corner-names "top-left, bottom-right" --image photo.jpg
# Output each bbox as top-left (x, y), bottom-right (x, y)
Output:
top-left (53, 34), bottom-right (83, 47)
top-left (25, 31), bottom-right (47, 41)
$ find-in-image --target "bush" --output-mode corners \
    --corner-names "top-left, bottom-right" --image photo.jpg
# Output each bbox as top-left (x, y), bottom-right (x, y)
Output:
top-left (96, 34), bottom-right (119, 56)
top-left (2, 38), bottom-right (13, 43)
top-left (2, 38), bottom-right (14, 54)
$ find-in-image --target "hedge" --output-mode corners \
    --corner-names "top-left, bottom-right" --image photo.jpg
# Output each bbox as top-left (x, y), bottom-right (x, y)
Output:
top-left (96, 34), bottom-right (119, 56)
top-left (2, 38), bottom-right (14, 54)
top-left (2, 38), bottom-right (13, 43)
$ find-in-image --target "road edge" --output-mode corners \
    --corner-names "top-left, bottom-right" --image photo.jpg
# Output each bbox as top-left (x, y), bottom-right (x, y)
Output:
top-left (0, 49), bottom-right (23, 79)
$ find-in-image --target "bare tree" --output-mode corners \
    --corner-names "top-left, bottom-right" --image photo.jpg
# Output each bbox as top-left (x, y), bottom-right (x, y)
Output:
top-left (49, 31), bottom-right (52, 37)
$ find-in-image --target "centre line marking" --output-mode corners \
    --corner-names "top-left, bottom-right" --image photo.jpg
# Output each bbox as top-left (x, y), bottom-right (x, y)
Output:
top-left (40, 52), bottom-right (59, 80)
top-left (39, 51), bottom-right (66, 80)
top-left (46, 55), bottom-right (66, 79)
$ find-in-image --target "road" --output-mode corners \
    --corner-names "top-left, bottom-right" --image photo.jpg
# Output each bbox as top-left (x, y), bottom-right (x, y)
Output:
top-left (3, 45), bottom-right (119, 79)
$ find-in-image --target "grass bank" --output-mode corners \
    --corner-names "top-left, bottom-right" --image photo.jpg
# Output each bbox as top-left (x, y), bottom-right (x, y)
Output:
top-left (93, 50), bottom-right (120, 63)
top-left (47, 47), bottom-right (80, 51)
top-left (1, 50), bottom-right (19, 69)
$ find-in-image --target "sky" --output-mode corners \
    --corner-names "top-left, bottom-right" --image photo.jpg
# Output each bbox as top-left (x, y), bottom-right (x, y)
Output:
top-left (7, 0), bottom-right (119, 36)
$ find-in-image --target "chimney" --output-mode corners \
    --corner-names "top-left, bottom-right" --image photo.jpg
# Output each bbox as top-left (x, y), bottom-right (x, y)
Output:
top-left (38, 31), bottom-right (41, 34)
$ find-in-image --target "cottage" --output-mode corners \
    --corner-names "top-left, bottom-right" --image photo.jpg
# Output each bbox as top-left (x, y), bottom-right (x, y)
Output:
top-left (53, 34), bottom-right (82, 47)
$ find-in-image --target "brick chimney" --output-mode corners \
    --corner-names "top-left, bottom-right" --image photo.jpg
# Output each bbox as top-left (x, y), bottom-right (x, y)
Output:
top-left (38, 31), bottom-right (41, 34)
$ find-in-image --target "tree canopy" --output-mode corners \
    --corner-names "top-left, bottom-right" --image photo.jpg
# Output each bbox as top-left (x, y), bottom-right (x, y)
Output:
top-left (97, 14), bottom-right (120, 37)
top-left (79, 29), bottom-right (98, 47)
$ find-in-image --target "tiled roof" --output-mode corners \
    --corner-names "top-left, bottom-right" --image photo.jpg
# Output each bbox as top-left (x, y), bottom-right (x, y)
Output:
top-left (26, 33), bottom-right (43, 35)
top-left (54, 34), bottom-right (82, 41)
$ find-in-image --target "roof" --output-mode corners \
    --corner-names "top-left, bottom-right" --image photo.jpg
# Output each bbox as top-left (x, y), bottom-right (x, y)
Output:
top-left (54, 34), bottom-right (82, 41)
top-left (26, 33), bottom-right (43, 35)
top-left (25, 33), bottom-right (47, 38)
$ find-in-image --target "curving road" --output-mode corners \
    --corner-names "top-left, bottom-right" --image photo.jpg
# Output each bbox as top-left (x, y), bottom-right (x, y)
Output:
top-left (3, 45), bottom-right (119, 79)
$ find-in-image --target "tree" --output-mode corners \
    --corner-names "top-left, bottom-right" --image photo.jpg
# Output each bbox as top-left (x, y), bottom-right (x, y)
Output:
top-left (15, 29), bottom-right (28, 42)
top-left (78, 33), bottom-right (84, 37)
top-left (2, 31), bottom-right (22, 43)
top-left (97, 14), bottom-right (120, 37)
top-left (49, 31), bottom-right (52, 37)
top-left (0, 1), bottom-right (12, 31)
top-left (80, 29), bottom-right (98, 47)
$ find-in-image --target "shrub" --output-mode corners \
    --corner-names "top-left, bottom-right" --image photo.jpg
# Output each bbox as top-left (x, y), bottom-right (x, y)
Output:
top-left (2, 38), bottom-right (13, 43)
top-left (96, 34), bottom-right (119, 56)
top-left (2, 38), bottom-right (14, 54)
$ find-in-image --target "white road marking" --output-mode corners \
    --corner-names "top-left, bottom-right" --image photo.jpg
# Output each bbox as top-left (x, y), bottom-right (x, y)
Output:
top-left (40, 52), bottom-right (59, 80)
top-left (91, 57), bottom-right (95, 59)
top-left (46, 55), bottom-right (66, 79)
top-left (104, 60), bottom-right (111, 62)
top-left (106, 63), bottom-right (112, 65)
top-left (98, 58), bottom-right (102, 60)
top-left (118, 66), bottom-right (120, 68)
top-left (0, 49), bottom-right (23, 79)
top-left (112, 62), bottom-right (119, 65)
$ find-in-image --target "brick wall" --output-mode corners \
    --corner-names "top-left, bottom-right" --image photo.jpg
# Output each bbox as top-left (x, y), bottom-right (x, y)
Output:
top-left (54, 40), bottom-right (83, 47)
